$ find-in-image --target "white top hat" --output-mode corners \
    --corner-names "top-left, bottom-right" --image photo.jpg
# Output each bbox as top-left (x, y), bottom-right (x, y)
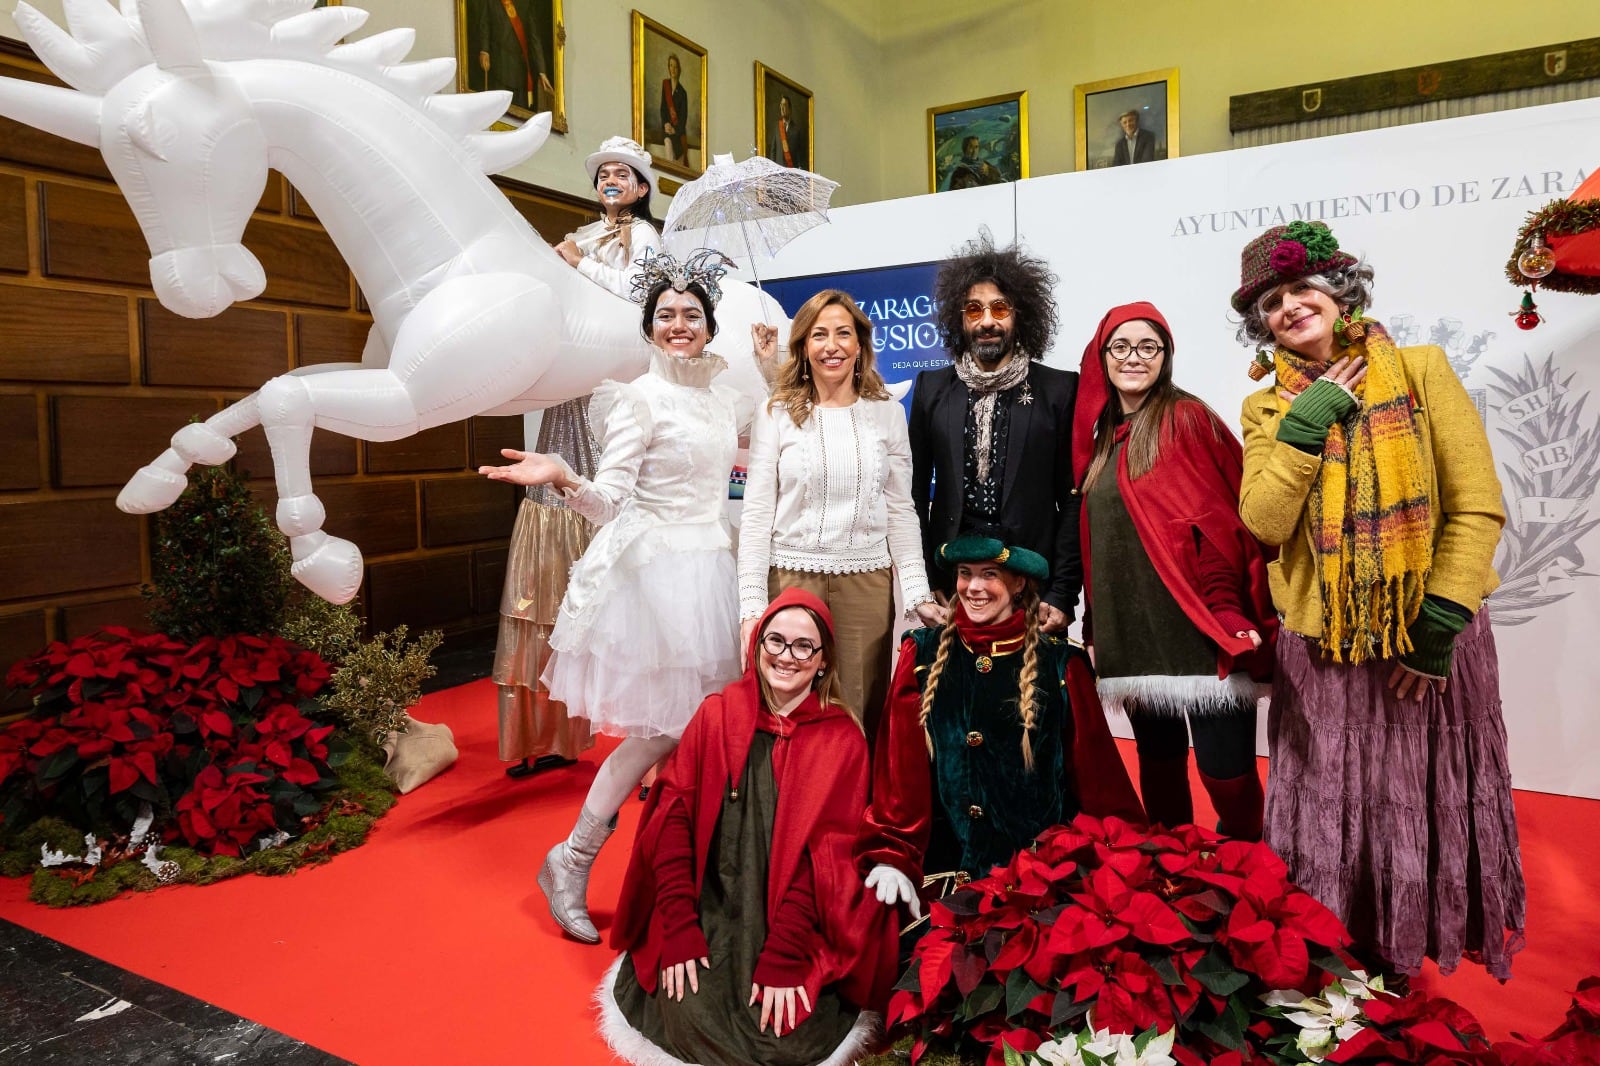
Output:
top-left (585, 136), bottom-right (656, 191)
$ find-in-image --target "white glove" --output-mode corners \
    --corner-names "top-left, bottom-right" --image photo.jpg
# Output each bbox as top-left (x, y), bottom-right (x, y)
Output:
top-left (864, 864), bottom-right (921, 920)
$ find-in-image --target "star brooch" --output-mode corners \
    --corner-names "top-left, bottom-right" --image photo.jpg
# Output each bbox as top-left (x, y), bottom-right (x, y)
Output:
top-left (1018, 384), bottom-right (1034, 406)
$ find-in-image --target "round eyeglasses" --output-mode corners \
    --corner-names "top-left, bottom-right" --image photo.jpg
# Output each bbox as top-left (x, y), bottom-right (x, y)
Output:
top-left (760, 633), bottom-right (821, 662)
top-left (961, 299), bottom-right (1014, 322)
top-left (1105, 339), bottom-right (1165, 361)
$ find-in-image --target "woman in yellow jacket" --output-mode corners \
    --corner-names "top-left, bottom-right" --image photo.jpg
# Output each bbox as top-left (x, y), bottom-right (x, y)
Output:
top-left (1232, 221), bottom-right (1524, 982)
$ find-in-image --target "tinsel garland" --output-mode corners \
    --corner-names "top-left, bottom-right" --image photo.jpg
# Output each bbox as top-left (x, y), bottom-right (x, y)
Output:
top-left (1505, 197), bottom-right (1600, 295)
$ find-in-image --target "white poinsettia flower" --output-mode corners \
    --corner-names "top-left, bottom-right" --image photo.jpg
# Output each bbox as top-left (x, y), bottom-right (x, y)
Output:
top-left (1033, 1038), bottom-right (1085, 1066)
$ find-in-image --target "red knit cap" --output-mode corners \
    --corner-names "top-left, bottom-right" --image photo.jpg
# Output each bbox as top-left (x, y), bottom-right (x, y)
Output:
top-left (1230, 221), bottom-right (1356, 312)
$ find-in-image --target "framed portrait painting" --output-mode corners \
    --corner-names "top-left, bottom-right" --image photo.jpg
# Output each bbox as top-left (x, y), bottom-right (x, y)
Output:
top-left (1073, 68), bottom-right (1179, 171)
top-left (632, 12), bottom-right (708, 180)
top-left (927, 91), bottom-right (1028, 194)
top-left (755, 62), bottom-right (813, 172)
top-left (455, 0), bottom-right (568, 133)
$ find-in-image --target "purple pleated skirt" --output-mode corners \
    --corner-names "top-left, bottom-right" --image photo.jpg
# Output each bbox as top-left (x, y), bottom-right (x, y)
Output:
top-left (1264, 608), bottom-right (1526, 979)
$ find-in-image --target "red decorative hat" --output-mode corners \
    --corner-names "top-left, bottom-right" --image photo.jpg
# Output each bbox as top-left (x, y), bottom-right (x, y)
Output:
top-left (1230, 220), bottom-right (1357, 313)
top-left (1505, 170), bottom-right (1600, 295)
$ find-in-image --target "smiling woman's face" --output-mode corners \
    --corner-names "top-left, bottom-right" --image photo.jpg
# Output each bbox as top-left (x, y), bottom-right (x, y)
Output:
top-left (650, 289), bottom-right (709, 359)
top-left (1263, 278), bottom-right (1341, 361)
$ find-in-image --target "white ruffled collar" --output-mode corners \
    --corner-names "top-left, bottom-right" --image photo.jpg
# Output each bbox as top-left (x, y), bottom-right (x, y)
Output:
top-left (651, 348), bottom-right (727, 388)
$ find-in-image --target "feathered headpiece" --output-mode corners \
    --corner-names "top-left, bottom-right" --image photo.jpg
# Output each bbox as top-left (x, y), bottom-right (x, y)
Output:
top-left (629, 248), bottom-right (733, 307)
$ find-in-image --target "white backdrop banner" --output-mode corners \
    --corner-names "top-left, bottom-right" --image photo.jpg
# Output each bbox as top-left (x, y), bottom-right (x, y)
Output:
top-left (762, 97), bottom-right (1600, 799)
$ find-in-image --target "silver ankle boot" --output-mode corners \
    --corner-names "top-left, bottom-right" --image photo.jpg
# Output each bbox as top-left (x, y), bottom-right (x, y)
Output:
top-left (536, 805), bottom-right (615, 944)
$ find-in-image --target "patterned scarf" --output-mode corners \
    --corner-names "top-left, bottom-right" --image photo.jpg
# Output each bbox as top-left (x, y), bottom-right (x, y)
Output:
top-left (592, 209), bottom-right (635, 262)
top-left (1274, 322), bottom-right (1432, 662)
top-left (955, 351), bottom-right (1030, 482)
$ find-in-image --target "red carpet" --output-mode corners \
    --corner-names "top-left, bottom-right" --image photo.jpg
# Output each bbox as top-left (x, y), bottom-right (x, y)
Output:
top-left (1, 678), bottom-right (1596, 1063)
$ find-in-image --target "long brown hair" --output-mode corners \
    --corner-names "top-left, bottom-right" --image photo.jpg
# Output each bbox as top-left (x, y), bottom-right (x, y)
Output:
top-left (1080, 318), bottom-right (1223, 490)
top-left (916, 582), bottom-right (1043, 771)
top-left (754, 604), bottom-right (857, 729)
top-left (767, 289), bottom-right (890, 427)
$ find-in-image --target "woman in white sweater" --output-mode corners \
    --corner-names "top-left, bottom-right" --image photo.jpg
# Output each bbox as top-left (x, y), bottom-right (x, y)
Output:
top-left (743, 290), bottom-right (946, 743)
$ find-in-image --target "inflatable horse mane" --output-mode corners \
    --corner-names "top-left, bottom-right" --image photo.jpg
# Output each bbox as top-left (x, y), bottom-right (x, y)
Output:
top-left (0, 0), bottom-right (785, 602)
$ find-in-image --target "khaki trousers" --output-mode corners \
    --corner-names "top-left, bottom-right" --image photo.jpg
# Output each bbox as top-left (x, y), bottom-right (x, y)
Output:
top-left (768, 566), bottom-right (895, 747)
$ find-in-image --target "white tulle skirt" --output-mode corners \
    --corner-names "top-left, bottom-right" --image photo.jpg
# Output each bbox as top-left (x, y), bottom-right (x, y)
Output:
top-left (543, 545), bottom-right (741, 739)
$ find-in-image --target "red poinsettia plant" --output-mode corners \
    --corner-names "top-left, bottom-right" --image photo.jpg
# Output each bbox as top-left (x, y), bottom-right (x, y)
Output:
top-left (2, 627), bottom-right (343, 857)
top-left (888, 815), bottom-right (1363, 1066)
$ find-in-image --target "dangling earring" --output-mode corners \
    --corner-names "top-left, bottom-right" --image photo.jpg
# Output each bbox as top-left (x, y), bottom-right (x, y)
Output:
top-left (1333, 305), bottom-right (1366, 345)
top-left (800, 360), bottom-right (809, 380)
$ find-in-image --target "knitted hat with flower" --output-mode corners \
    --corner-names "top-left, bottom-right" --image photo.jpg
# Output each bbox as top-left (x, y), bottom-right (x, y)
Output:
top-left (1230, 220), bottom-right (1357, 312)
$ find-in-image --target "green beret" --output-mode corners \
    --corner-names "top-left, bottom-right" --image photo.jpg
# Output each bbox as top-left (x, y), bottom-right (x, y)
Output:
top-left (936, 535), bottom-right (1049, 583)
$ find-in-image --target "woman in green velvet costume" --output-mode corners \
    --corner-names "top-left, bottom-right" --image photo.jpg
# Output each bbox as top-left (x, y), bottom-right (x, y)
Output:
top-left (855, 535), bottom-right (1141, 919)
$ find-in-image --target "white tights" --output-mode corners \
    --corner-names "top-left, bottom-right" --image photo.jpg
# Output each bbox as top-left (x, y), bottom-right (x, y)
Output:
top-left (578, 733), bottom-right (679, 826)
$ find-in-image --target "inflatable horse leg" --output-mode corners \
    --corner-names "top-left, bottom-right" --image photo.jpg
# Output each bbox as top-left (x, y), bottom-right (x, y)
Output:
top-left (258, 273), bottom-right (561, 603)
top-left (116, 396), bottom-right (261, 514)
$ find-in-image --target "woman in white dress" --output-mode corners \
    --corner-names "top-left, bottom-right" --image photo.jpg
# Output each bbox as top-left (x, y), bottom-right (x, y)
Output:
top-left (742, 290), bottom-right (945, 745)
top-left (480, 252), bottom-right (757, 944)
top-left (493, 136), bottom-right (663, 776)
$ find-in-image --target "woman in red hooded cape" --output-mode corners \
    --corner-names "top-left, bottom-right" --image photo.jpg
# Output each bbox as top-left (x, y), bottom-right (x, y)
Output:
top-left (1072, 301), bottom-right (1277, 839)
top-left (598, 588), bottom-right (897, 1066)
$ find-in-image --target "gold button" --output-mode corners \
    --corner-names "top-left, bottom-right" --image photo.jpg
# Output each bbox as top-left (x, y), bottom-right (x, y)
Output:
top-left (975, 654), bottom-right (993, 673)
top-left (967, 804), bottom-right (985, 819)
top-left (955, 871), bottom-right (971, 885)
top-left (966, 730), bottom-right (984, 748)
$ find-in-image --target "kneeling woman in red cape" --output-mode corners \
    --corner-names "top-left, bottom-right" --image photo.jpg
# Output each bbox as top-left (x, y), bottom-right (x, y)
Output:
top-left (855, 536), bottom-right (1143, 918)
top-left (598, 588), bottom-right (897, 1066)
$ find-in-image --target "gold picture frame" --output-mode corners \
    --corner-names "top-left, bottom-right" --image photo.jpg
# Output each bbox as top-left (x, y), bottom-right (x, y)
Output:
top-left (455, 0), bottom-right (568, 134)
top-left (1073, 67), bottom-right (1179, 171)
top-left (754, 62), bottom-right (813, 172)
top-left (632, 11), bottom-right (709, 181)
top-left (927, 90), bottom-right (1028, 194)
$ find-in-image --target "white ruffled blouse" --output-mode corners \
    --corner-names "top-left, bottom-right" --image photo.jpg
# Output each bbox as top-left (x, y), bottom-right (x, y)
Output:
top-left (555, 350), bottom-right (748, 642)
top-left (737, 397), bottom-right (933, 620)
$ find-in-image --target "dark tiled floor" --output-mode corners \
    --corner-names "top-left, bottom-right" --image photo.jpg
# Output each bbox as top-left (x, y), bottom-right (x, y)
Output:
top-left (420, 628), bottom-right (495, 695)
top-left (0, 919), bottom-right (347, 1064)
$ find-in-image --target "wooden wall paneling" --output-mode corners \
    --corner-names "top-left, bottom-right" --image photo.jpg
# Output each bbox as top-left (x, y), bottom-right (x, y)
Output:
top-left (364, 552), bottom-right (474, 633)
top-left (288, 184), bottom-right (318, 222)
top-left (51, 394), bottom-right (220, 488)
top-left (0, 173), bottom-right (28, 274)
top-left (503, 191), bottom-right (597, 244)
top-left (473, 545), bottom-right (509, 614)
top-left (231, 423), bottom-right (359, 482)
top-left (257, 172), bottom-right (285, 214)
top-left (141, 300), bottom-right (290, 388)
top-left (0, 393), bottom-right (40, 490)
top-left (470, 414), bottom-right (527, 468)
top-left (38, 181), bottom-right (149, 287)
top-left (0, 498), bottom-right (143, 600)
top-left (421, 476), bottom-right (518, 547)
top-left (295, 312), bottom-right (370, 367)
top-left (241, 216), bottom-right (351, 308)
top-left (366, 422), bottom-right (469, 474)
top-left (0, 283), bottom-right (131, 383)
top-left (0, 609), bottom-right (50, 710)
top-left (59, 596), bottom-right (150, 640)
top-left (314, 479), bottom-right (420, 557)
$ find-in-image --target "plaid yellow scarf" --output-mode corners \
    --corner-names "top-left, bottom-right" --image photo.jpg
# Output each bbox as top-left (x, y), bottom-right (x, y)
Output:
top-left (1275, 322), bottom-right (1432, 662)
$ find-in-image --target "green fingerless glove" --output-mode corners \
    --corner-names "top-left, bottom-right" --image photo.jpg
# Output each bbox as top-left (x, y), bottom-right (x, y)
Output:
top-left (1400, 596), bottom-right (1471, 679)
top-left (1276, 378), bottom-right (1359, 452)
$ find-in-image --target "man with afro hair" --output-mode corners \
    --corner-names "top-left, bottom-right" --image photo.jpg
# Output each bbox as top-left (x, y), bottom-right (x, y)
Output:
top-left (908, 234), bottom-right (1082, 632)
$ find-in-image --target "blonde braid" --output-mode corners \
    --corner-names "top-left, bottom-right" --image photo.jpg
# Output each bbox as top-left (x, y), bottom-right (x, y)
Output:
top-left (1015, 586), bottom-right (1042, 772)
top-left (917, 615), bottom-right (960, 756)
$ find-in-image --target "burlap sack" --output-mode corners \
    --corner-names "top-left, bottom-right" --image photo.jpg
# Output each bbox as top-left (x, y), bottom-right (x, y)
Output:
top-left (381, 715), bottom-right (458, 794)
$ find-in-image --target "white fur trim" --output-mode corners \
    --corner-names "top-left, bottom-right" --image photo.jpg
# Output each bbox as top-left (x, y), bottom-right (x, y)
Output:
top-left (1096, 673), bottom-right (1268, 717)
top-left (594, 955), bottom-right (882, 1066)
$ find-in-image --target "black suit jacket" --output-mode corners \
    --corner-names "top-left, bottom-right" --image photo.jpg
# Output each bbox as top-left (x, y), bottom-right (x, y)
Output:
top-left (1112, 128), bottom-right (1156, 166)
top-left (907, 360), bottom-right (1082, 617)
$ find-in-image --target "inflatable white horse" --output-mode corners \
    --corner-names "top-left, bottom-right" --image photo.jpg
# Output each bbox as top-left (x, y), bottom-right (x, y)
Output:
top-left (0, 0), bottom-right (786, 602)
